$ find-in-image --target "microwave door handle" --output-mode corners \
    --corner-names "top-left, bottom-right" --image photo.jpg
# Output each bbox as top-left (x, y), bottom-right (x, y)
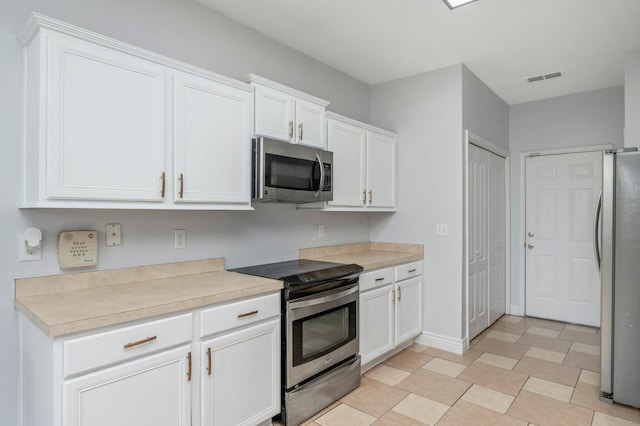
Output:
top-left (314, 154), bottom-right (324, 197)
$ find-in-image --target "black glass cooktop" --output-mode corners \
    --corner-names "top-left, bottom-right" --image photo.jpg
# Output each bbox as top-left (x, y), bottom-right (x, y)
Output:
top-left (231, 259), bottom-right (362, 287)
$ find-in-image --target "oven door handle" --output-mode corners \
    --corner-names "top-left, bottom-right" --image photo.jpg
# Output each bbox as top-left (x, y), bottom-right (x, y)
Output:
top-left (288, 283), bottom-right (358, 309)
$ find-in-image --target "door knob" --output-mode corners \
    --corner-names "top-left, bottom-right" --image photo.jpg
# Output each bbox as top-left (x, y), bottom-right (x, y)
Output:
top-left (527, 243), bottom-right (535, 249)
top-left (528, 232), bottom-right (535, 237)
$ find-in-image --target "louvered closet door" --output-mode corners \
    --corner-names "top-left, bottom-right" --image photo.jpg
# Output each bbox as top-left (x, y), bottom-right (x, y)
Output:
top-left (469, 144), bottom-right (506, 340)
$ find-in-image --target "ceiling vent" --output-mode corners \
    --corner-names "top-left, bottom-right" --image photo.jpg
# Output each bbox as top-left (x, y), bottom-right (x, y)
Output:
top-left (527, 71), bottom-right (563, 83)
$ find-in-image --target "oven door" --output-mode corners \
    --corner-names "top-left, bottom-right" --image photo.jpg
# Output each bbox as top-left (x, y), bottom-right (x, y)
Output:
top-left (286, 282), bottom-right (359, 389)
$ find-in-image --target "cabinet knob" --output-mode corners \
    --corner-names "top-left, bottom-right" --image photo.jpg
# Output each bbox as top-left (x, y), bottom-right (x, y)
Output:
top-left (527, 243), bottom-right (535, 249)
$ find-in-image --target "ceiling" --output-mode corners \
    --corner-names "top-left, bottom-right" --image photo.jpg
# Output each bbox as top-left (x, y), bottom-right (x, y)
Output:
top-left (193, 0), bottom-right (640, 105)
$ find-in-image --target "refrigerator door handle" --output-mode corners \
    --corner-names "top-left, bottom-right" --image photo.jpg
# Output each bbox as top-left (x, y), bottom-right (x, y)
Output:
top-left (593, 189), bottom-right (602, 277)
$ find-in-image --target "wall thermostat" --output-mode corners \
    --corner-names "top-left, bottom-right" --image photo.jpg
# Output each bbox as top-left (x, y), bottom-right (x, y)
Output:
top-left (58, 230), bottom-right (98, 269)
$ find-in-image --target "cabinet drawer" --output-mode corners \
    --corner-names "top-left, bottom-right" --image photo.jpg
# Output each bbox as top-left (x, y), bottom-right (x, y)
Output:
top-left (200, 292), bottom-right (280, 338)
top-left (395, 261), bottom-right (423, 282)
top-left (359, 267), bottom-right (394, 292)
top-left (64, 313), bottom-right (193, 378)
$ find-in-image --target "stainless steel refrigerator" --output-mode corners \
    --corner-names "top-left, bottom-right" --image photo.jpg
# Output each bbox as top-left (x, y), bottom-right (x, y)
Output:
top-left (598, 148), bottom-right (640, 408)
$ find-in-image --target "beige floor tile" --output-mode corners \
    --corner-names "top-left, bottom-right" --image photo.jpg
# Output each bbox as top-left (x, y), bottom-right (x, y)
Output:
top-left (472, 337), bottom-right (531, 360)
top-left (559, 328), bottom-right (602, 346)
top-left (524, 346), bottom-right (566, 364)
top-left (489, 320), bottom-right (529, 336)
top-left (457, 362), bottom-right (528, 396)
top-left (564, 323), bottom-right (598, 334)
top-left (592, 411), bottom-right (640, 426)
top-left (301, 402), bottom-right (341, 425)
top-left (397, 368), bottom-right (471, 406)
top-left (578, 369), bottom-right (600, 386)
top-left (373, 410), bottom-right (426, 425)
top-left (521, 376), bottom-right (574, 402)
top-left (392, 393), bottom-right (449, 426)
top-left (423, 346), bottom-right (482, 366)
top-left (365, 364), bottom-right (411, 386)
top-left (500, 315), bottom-right (524, 324)
top-left (513, 356), bottom-right (580, 387)
top-left (422, 357), bottom-right (467, 377)
top-left (526, 326), bottom-right (561, 338)
top-left (570, 341), bottom-right (600, 355)
top-left (461, 384), bottom-right (516, 413)
top-left (384, 349), bottom-right (433, 372)
top-left (437, 400), bottom-right (527, 426)
top-left (476, 352), bottom-right (519, 370)
top-left (564, 350), bottom-right (600, 372)
top-left (571, 382), bottom-right (640, 424)
top-left (522, 317), bottom-right (566, 331)
top-left (487, 330), bottom-right (522, 343)
top-left (407, 343), bottom-right (428, 353)
top-left (340, 376), bottom-right (409, 418)
top-left (315, 403), bottom-right (377, 426)
top-left (507, 390), bottom-right (593, 425)
top-left (516, 332), bottom-right (572, 353)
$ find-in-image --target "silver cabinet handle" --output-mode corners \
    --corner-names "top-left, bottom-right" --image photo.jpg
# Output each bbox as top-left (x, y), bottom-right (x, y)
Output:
top-left (527, 243), bottom-right (535, 249)
top-left (528, 231), bottom-right (535, 237)
top-left (368, 190), bottom-right (372, 205)
top-left (362, 190), bottom-right (366, 205)
top-left (593, 190), bottom-right (602, 277)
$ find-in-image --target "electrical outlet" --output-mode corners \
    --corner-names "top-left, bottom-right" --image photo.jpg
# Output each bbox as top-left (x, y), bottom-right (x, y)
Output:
top-left (175, 229), bottom-right (186, 249)
top-left (318, 224), bottom-right (325, 238)
top-left (105, 224), bottom-right (121, 246)
top-left (18, 234), bottom-right (42, 261)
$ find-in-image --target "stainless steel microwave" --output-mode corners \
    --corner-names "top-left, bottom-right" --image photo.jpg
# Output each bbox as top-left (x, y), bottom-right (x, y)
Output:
top-left (252, 137), bottom-right (333, 203)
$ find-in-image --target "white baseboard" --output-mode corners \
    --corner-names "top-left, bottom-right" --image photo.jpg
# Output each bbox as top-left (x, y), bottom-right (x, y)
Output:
top-left (415, 331), bottom-right (467, 355)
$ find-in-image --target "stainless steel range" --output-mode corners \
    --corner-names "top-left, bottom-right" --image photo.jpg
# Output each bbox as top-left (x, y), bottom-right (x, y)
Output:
top-left (232, 259), bottom-right (363, 425)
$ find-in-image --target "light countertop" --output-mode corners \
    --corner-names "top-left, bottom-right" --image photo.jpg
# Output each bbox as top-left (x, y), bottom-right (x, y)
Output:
top-left (300, 242), bottom-right (423, 271)
top-left (15, 258), bottom-right (282, 337)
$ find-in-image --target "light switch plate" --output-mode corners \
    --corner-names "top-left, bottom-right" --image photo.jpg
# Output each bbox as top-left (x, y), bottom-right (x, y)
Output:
top-left (105, 224), bottom-right (121, 246)
top-left (436, 224), bottom-right (449, 236)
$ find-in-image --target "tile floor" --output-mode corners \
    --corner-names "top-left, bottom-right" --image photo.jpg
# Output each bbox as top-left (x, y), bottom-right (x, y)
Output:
top-left (300, 315), bottom-right (640, 426)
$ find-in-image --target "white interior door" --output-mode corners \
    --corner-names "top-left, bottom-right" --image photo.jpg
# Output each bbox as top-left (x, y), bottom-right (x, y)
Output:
top-left (468, 144), bottom-right (489, 340)
top-left (469, 144), bottom-right (507, 340)
top-left (525, 151), bottom-right (602, 326)
top-left (488, 151), bottom-right (507, 324)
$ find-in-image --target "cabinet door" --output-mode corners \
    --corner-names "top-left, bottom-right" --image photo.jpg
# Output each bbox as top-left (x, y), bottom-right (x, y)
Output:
top-left (366, 131), bottom-right (396, 208)
top-left (62, 346), bottom-right (191, 426)
top-left (295, 99), bottom-right (326, 149)
top-left (174, 71), bottom-right (252, 204)
top-left (46, 34), bottom-right (166, 201)
top-left (327, 119), bottom-right (367, 207)
top-left (395, 277), bottom-right (422, 345)
top-left (201, 319), bottom-right (280, 426)
top-left (360, 285), bottom-right (394, 365)
top-left (254, 85), bottom-right (294, 142)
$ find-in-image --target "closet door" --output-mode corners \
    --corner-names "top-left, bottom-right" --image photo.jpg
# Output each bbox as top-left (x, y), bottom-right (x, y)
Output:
top-left (468, 144), bottom-right (489, 340)
top-left (468, 144), bottom-right (507, 340)
top-left (488, 151), bottom-right (506, 325)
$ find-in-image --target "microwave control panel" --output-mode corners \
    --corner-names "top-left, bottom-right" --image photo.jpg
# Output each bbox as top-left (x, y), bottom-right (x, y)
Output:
top-left (323, 164), bottom-right (332, 191)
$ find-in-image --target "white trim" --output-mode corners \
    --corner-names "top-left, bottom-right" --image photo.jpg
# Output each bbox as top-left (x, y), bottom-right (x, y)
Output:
top-left (239, 73), bottom-right (330, 107)
top-left (468, 131), bottom-right (510, 158)
top-left (19, 13), bottom-right (253, 93)
top-left (464, 130), bottom-right (511, 345)
top-left (517, 143), bottom-right (613, 316)
top-left (415, 331), bottom-right (468, 355)
top-left (325, 111), bottom-right (397, 137)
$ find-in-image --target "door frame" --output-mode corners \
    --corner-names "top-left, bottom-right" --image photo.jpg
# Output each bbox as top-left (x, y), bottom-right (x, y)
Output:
top-left (517, 144), bottom-right (612, 316)
top-left (463, 130), bottom-right (510, 348)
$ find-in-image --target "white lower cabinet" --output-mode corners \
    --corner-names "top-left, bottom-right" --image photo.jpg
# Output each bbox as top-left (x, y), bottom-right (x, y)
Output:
top-left (359, 261), bottom-right (423, 367)
top-left (200, 320), bottom-right (280, 426)
top-left (62, 346), bottom-right (192, 426)
top-left (18, 292), bottom-right (281, 426)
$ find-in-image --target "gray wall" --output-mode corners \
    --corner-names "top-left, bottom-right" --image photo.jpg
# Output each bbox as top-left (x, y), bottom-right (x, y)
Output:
top-left (625, 49), bottom-right (640, 148)
top-left (368, 64), bottom-right (508, 349)
top-left (0, 0), bottom-right (371, 423)
top-left (508, 86), bottom-right (625, 313)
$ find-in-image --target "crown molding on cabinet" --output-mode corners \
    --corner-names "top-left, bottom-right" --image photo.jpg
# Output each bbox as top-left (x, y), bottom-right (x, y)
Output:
top-left (18, 12), bottom-right (252, 93)
top-left (239, 73), bottom-right (330, 107)
top-left (325, 111), bottom-right (397, 138)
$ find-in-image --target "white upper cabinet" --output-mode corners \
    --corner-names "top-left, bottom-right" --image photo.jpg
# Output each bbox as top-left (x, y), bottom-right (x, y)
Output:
top-left (19, 13), bottom-right (253, 210)
top-left (173, 71), bottom-right (252, 204)
top-left (41, 32), bottom-right (167, 202)
top-left (325, 112), bottom-right (397, 211)
top-left (241, 74), bottom-right (329, 149)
